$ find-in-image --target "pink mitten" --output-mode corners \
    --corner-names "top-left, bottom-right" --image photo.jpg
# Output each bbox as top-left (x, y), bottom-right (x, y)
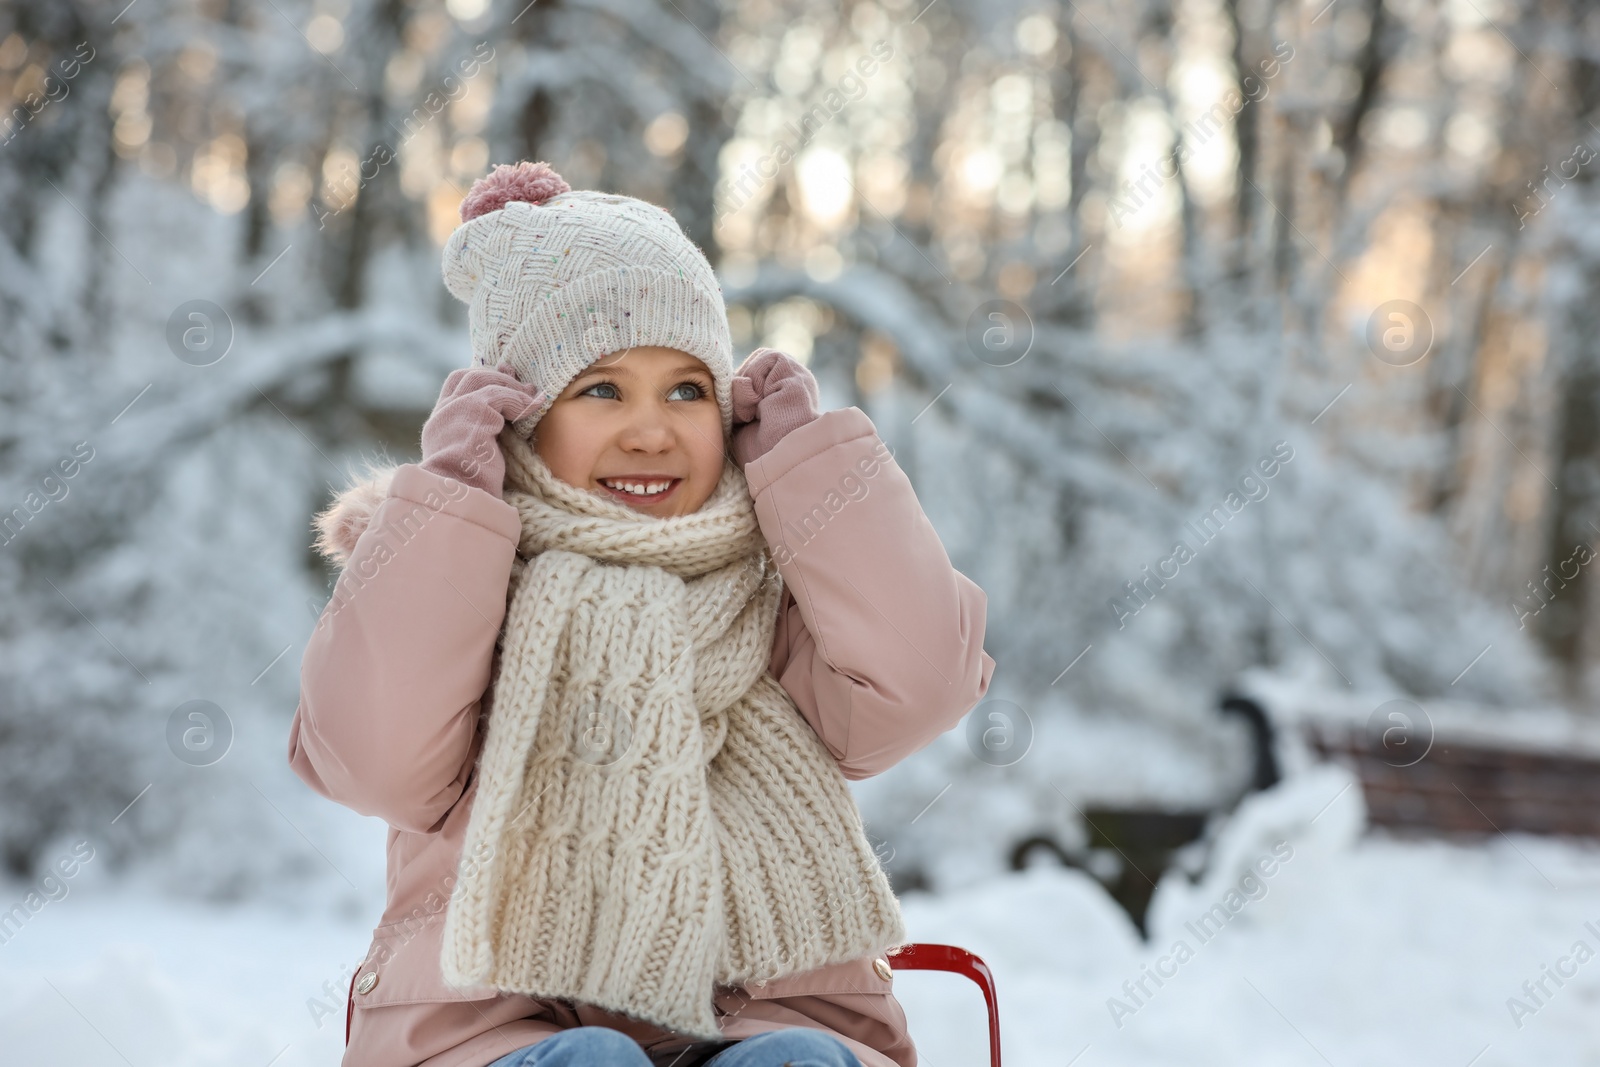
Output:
top-left (419, 363), bottom-right (546, 497)
top-left (729, 348), bottom-right (822, 469)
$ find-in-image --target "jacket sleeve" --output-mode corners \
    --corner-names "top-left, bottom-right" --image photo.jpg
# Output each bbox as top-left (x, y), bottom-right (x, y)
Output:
top-left (287, 464), bottom-right (521, 834)
top-left (745, 406), bottom-right (996, 781)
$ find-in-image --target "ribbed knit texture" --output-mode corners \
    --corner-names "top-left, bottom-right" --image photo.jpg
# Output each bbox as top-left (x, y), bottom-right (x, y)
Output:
top-left (437, 427), bottom-right (908, 1039)
top-left (440, 188), bottom-right (735, 440)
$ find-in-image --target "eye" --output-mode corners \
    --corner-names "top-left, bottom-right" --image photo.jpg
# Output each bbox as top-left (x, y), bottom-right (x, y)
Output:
top-left (578, 379), bottom-right (709, 401)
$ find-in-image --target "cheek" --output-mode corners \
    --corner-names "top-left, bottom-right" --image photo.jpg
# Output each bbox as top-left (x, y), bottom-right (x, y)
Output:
top-left (686, 419), bottom-right (728, 506)
top-left (689, 406), bottom-right (726, 464)
top-left (533, 409), bottom-right (603, 485)
top-left (700, 425), bottom-right (726, 476)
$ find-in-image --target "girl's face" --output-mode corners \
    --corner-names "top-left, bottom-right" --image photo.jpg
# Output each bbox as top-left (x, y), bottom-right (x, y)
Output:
top-left (532, 345), bottom-right (726, 518)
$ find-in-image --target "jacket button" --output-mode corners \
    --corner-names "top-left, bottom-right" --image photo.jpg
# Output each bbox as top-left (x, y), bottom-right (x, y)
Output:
top-left (753, 978), bottom-right (766, 987)
top-left (356, 970), bottom-right (379, 994)
top-left (873, 958), bottom-right (892, 981)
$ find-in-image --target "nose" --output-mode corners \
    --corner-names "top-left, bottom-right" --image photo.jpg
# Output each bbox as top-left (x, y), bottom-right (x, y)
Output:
top-left (617, 401), bottom-right (677, 453)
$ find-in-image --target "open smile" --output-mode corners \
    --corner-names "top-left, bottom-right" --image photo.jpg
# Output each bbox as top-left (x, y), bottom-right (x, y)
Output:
top-left (598, 477), bottom-right (682, 505)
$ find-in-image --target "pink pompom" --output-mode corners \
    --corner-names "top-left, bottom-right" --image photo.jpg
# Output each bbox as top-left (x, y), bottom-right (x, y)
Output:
top-left (459, 161), bottom-right (572, 222)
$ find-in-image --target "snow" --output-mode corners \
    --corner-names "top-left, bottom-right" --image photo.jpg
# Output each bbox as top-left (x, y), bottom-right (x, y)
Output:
top-left (900, 771), bottom-right (1600, 1067)
top-left (1254, 674), bottom-right (1600, 760)
top-left (7, 784), bottom-right (1600, 1067)
top-left (4, 5), bottom-right (1599, 1066)
top-left (0, 905), bottom-right (360, 1067)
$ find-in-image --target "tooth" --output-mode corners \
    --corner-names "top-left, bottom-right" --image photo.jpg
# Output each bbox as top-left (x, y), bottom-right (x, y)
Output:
top-left (603, 479), bottom-right (674, 495)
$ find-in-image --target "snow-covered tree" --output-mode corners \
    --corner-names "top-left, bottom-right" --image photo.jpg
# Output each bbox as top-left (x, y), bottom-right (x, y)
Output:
top-left (3, 0), bottom-right (1598, 898)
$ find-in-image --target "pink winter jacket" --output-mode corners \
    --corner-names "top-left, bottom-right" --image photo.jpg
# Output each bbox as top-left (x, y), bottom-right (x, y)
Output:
top-left (288, 406), bottom-right (996, 1067)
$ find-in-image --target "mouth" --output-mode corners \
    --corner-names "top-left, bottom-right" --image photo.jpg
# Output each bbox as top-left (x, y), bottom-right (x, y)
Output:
top-left (597, 476), bottom-right (682, 506)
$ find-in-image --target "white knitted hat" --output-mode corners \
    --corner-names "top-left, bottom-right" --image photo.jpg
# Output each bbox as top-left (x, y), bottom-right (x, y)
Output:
top-left (441, 161), bottom-right (735, 439)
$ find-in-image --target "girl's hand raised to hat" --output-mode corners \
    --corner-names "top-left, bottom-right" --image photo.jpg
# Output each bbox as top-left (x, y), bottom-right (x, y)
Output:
top-left (419, 363), bottom-right (546, 497)
top-left (729, 348), bottom-right (823, 469)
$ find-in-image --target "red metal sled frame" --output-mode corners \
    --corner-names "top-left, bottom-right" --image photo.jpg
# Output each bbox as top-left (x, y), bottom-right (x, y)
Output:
top-left (886, 942), bottom-right (1003, 1067)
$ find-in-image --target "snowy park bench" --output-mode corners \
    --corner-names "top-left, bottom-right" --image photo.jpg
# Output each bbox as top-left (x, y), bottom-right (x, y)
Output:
top-left (1268, 692), bottom-right (1600, 841)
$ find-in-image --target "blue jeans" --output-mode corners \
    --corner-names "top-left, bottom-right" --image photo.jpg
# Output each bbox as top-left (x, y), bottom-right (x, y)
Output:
top-left (485, 1025), bottom-right (863, 1067)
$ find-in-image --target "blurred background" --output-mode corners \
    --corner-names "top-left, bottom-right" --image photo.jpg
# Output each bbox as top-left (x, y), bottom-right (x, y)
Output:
top-left (4, 0), bottom-right (1600, 1063)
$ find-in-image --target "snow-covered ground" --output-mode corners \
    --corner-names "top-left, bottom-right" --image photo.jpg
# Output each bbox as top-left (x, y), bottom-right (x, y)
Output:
top-left (4, 770), bottom-right (1599, 1067)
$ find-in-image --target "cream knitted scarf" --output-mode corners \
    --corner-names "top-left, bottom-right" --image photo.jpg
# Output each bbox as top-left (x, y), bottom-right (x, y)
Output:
top-left (438, 428), bottom-right (908, 1039)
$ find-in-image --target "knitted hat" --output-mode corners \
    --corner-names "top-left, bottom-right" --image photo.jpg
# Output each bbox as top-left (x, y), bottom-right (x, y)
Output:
top-left (441, 161), bottom-right (735, 440)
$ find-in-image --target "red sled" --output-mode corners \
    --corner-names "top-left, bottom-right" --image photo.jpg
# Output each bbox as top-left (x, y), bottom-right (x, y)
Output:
top-left (885, 943), bottom-right (1003, 1067)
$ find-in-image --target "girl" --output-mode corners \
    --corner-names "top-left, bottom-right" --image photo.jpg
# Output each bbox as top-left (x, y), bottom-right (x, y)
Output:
top-left (289, 161), bottom-right (995, 1067)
